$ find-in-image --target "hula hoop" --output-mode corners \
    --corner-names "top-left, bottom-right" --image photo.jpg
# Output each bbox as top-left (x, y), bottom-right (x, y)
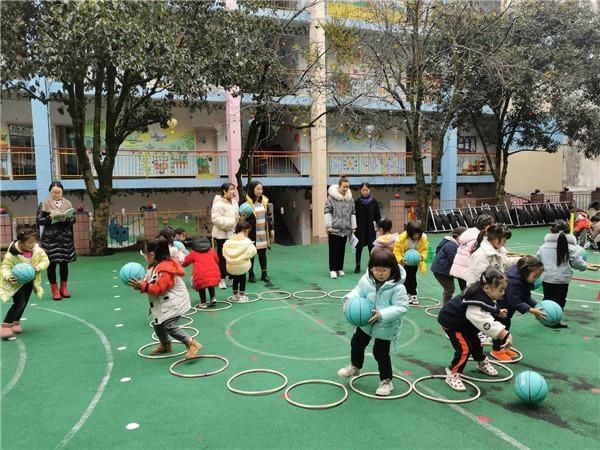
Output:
top-left (195, 300), bottom-right (232, 312)
top-left (137, 341), bottom-right (187, 359)
top-left (227, 369), bottom-right (288, 396)
top-left (349, 372), bottom-right (413, 400)
top-left (292, 290), bottom-right (328, 300)
top-left (424, 305), bottom-right (442, 318)
top-left (409, 296), bottom-right (441, 309)
top-left (227, 293), bottom-right (261, 304)
top-left (152, 326), bottom-right (198, 342)
top-left (259, 290), bottom-right (292, 301)
top-left (460, 360), bottom-right (513, 383)
top-left (169, 354), bottom-right (230, 378)
top-left (412, 375), bottom-right (481, 404)
top-left (487, 346), bottom-right (523, 364)
top-left (148, 314), bottom-right (194, 328)
top-left (284, 379), bottom-right (348, 410)
top-left (327, 289), bottom-right (352, 299)
top-left (184, 307), bottom-right (198, 316)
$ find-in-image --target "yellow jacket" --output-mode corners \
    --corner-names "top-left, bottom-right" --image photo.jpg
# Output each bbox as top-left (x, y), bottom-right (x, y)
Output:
top-left (393, 231), bottom-right (429, 273)
top-left (1, 242), bottom-right (50, 302)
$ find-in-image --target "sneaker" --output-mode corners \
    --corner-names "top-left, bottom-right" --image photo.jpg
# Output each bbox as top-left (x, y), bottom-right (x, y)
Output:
top-left (354, 265), bottom-right (361, 274)
top-left (1, 324), bottom-right (14, 340)
top-left (197, 302), bottom-right (208, 310)
top-left (408, 295), bottom-right (419, 305)
top-left (478, 332), bottom-right (492, 345)
top-left (185, 340), bottom-right (203, 359)
top-left (337, 364), bottom-right (360, 378)
top-left (150, 342), bottom-right (173, 355)
top-left (337, 270), bottom-right (345, 277)
top-left (208, 298), bottom-right (217, 307)
top-left (218, 279), bottom-right (227, 289)
top-left (478, 359), bottom-right (498, 376)
top-left (238, 295), bottom-right (249, 303)
top-left (503, 348), bottom-right (518, 358)
top-left (330, 271), bottom-right (338, 279)
top-left (231, 293), bottom-right (240, 302)
top-left (445, 368), bottom-right (466, 392)
top-left (375, 379), bottom-right (394, 396)
top-left (549, 322), bottom-right (568, 329)
top-left (248, 273), bottom-right (256, 283)
top-left (490, 349), bottom-right (512, 361)
top-left (12, 321), bottom-right (23, 334)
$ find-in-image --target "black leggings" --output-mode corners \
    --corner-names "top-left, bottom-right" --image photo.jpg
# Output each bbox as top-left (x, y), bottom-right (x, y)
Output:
top-left (47, 261), bottom-right (69, 284)
top-left (350, 326), bottom-right (392, 380)
top-left (250, 248), bottom-right (267, 275)
top-left (198, 287), bottom-right (216, 303)
top-left (404, 265), bottom-right (418, 295)
top-left (213, 238), bottom-right (228, 279)
top-left (3, 282), bottom-right (33, 323)
top-left (542, 282), bottom-right (569, 310)
top-left (328, 234), bottom-right (347, 271)
top-left (232, 275), bottom-right (246, 293)
top-left (355, 243), bottom-right (374, 267)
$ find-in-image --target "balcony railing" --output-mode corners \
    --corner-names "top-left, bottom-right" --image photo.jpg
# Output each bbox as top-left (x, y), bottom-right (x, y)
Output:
top-left (0, 147), bottom-right (36, 180)
top-left (53, 148), bottom-right (228, 179)
top-left (249, 151), bottom-right (311, 177)
top-left (264, 0), bottom-right (304, 10)
top-left (328, 152), bottom-right (436, 177)
top-left (457, 152), bottom-right (493, 176)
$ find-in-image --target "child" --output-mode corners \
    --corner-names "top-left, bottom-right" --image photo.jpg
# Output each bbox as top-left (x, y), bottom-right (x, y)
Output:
top-left (182, 237), bottom-right (220, 309)
top-left (450, 214), bottom-right (494, 290)
top-left (431, 226), bottom-right (467, 305)
top-left (536, 220), bottom-right (587, 327)
top-left (0, 228), bottom-right (49, 339)
top-left (223, 222), bottom-right (257, 303)
top-left (437, 267), bottom-right (512, 392)
top-left (174, 228), bottom-right (188, 244)
top-left (466, 224), bottom-right (518, 286)
top-left (590, 214), bottom-right (600, 250)
top-left (158, 228), bottom-right (186, 264)
top-left (337, 248), bottom-right (409, 396)
top-left (371, 217), bottom-right (398, 253)
top-left (129, 237), bottom-right (202, 358)
top-left (393, 220), bottom-right (429, 305)
top-left (491, 256), bottom-right (545, 360)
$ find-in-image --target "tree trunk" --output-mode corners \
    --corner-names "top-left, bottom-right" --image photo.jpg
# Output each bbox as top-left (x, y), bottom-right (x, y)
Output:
top-left (90, 193), bottom-right (111, 255)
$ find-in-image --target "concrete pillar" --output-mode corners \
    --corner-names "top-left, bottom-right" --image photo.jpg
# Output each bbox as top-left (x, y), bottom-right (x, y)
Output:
top-left (389, 199), bottom-right (406, 234)
top-left (310, 0), bottom-right (328, 242)
top-left (73, 211), bottom-right (91, 255)
top-left (440, 127), bottom-right (458, 209)
top-left (31, 78), bottom-right (54, 204)
top-left (143, 208), bottom-right (159, 239)
top-left (225, 0), bottom-right (242, 187)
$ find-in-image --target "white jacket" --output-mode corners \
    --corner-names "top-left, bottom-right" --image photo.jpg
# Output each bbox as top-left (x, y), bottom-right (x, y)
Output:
top-left (466, 240), bottom-right (518, 285)
top-left (223, 235), bottom-right (257, 275)
top-left (211, 195), bottom-right (239, 239)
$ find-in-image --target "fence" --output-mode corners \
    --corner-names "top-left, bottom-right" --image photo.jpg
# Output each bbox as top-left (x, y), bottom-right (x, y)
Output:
top-left (328, 152), bottom-right (435, 177)
top-left (0, 147), bottom-right (36, 180)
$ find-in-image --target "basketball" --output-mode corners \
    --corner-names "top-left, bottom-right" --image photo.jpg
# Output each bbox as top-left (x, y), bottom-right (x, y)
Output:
top-left (533, 277), bottom-right (542, 291)
top-left (119, 262), bottom-right (146, 285)
top-left (239, 202), bottom-right (254, 218)
top-left (173, 240), bottom-right (185, 251)
top-left (404, 249), bottom-right (421, 266)
top-left (514, 370), bottom-right (548, 404)
top-left (537, 299), bottom-right (563, 327)
top-left (12, 263), bottom-right (36, 284)
top-left (344, 295), bottom-right (373, 327)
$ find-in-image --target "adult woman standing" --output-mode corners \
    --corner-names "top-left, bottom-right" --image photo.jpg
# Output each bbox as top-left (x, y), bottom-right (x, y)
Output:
top-left (36, 181), bottom-right (76, 300)
top-left (211, 183), bottom-right (239, 289)
top-left (242, 180), bottom-right (274, 283)
top-left (324, 176), bottom-right (356, 279)
top-left (354, 182), bottom-right (381, 273)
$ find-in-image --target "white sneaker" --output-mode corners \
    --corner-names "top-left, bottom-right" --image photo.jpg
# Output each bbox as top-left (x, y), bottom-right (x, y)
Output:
top-left (208, 298), bottom-right (217, 307)
top-left (197, 303), bottom-right (208, 309)
top-left (478, 359), bottom-right (498, 376)
top-left (337, 270), bottom-right (345, 277)
top-left (478, 332), bottom-right (492, 345)
top-left (445, 368), bottom-right (466, 391)
top-left (375, 379), bottom-right (394, 396)
top-left (337, 364), bottom-right (360, 378)
top-left (330, 271), bottom-right (338, 279)
top-left (408, 295), bottom-right (419, 305)
top-left (218, 279), bottom-right (227, 289)
top-left (231, 293), bottom-right (239, 302)
top-left (237, 295), bottom-right (249, 303)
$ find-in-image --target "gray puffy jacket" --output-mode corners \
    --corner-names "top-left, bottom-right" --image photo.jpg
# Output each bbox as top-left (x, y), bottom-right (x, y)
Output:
top-left (536, 233), bottom-right (587, 284)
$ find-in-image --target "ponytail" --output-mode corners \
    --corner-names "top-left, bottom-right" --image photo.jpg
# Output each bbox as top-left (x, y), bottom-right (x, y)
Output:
top-left (472, 230), bottom-right (486, 252)
top-left (463, 267), bottom-right (506, 298)
top-left (144, 236), bottom-right (170, 263)
top-left (556, 232), bottom-right (569, 265)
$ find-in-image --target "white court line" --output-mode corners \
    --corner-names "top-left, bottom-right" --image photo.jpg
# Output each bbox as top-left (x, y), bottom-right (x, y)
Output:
top-left (2, 339), bottom-right (27, 397)
top-left (38, 307), bottom-right (114, 450)
top-left (531, 291), bottom-right (598, 305)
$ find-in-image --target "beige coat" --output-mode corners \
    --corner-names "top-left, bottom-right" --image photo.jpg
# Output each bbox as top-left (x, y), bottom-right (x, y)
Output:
top-left (211, 195), bottom-right (239, 240)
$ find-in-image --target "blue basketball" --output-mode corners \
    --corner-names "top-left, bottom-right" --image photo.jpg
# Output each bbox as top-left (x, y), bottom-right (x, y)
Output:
top-left (514, 370), bottom-right (548, 404)
top-left (239, 202), bottom-right (254, 218)
top-left (537, 299), bottom-right (563, 327)
top-left (344, 295), bottom-right (373, 327)
top-left (533, 277), bottom-right (542, 291)
top-left (12, 263), bottom-right (35, 284)
top-left (404, 249), bottom-right (421, 266)
top-left (119, 262), bottom-right (146, 285)
top-left (173, 240), bottom-right (185, 251)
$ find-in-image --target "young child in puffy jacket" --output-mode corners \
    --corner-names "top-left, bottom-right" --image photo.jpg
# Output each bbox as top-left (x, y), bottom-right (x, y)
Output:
top-left (223, 222), bottom-right (257, 303)
top-left (431, 227), bottom-right (466, 304)
top-left (182, 237), bottom-right (221, 309)
top-left (372, 217), bottom-right (398, 253)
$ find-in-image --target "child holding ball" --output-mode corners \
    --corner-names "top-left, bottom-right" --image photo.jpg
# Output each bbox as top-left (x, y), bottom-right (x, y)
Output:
top-left (223, 221), bottom-right (257, 302)
top-left (393, 220), bottom-right (429, 305)
top-left (438, 267), bottom-right (512, 392)
top-left (129, 237), bottom-right (202, 358)
top-left (337, 248), bottom-right (409, 396)
top-left (0, 228), bottom-right (49, 339)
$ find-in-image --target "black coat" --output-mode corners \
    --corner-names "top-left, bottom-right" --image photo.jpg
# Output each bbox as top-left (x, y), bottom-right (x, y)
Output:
top-left (354, 197), bottom-right (381, 246)
top-left (36, 204), bottom-right (77, 263)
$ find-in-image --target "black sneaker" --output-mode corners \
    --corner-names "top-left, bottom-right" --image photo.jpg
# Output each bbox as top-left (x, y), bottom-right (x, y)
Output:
top-left (261, 273), bottom-right (271, 283)
top-left (248, 273), bottom-right (256, 283)
top-left (354, 265), bottom-right (361, 273)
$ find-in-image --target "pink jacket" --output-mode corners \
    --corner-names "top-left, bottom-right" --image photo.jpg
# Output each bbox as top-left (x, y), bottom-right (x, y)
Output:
top-left (449, 227), bottom-right (480, 281)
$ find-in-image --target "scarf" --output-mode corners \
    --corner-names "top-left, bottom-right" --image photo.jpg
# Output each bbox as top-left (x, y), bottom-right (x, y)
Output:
top-left (42, 196), bottom-right (73, 214)
top-left (359, 195), bottom-right (374, 206)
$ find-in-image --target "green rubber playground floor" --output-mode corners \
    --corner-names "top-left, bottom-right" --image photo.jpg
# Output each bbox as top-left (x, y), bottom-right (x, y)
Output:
top-left (1, 228), bottom-right (599, 450)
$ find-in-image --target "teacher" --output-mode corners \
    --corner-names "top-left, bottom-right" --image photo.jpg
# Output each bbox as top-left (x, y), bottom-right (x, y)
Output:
top-left (324, 176), bottom-right (356, 279)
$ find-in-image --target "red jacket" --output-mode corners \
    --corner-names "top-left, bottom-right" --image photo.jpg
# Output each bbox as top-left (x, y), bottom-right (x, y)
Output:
top-left (182, 248), bottom-right (220, 290)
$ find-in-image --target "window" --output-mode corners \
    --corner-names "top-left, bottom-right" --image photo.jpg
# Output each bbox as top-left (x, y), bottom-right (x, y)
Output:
top-left (8, 125), bottom-right (35, 177)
